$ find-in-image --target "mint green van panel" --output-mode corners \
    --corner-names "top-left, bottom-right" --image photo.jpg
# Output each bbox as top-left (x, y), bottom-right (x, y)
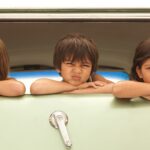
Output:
top-left (0, 94), bottom-right (150, 150)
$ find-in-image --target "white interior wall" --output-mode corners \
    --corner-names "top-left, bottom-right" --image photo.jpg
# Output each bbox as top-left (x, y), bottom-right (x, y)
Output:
top-left (0, 22), bottom-right (150, 72)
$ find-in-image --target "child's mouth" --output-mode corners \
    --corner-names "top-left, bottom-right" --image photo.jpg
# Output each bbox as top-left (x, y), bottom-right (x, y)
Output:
top-left (72, 75), bottom-right (81, 81)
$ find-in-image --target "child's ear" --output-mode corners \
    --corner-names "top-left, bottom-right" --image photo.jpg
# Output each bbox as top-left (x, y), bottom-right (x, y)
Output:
top-left (136, 66), bottom-right (143, 78)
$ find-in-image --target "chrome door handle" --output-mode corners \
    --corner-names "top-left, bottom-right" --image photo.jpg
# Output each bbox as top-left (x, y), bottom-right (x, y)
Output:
top-left (49, 111), bottom-right (72, 148)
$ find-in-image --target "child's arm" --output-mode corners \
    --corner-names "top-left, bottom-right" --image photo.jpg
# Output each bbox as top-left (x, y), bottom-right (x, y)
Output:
top-left (0, 79), bottom-right (25, 96)
top-left (66, 83), bottom-right (114, 94)
top-left (112, 81), bottom-right (150, 98)
top-left (30, 78), bottom-right (78, 95)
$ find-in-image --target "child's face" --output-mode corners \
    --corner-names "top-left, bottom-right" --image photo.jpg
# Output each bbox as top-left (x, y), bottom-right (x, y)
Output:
top-left (136, 58), bottom-right (150, 83)
top-left (58, 60), bottom-right (92, 86)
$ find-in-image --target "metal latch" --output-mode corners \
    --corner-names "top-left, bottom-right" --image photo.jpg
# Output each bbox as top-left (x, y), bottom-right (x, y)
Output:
top-left (49, 111), bottom-right (72, 148)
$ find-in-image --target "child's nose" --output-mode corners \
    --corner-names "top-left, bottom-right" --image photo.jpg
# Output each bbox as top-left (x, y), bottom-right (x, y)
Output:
top-left (73, 67), bottom-right (82, 73)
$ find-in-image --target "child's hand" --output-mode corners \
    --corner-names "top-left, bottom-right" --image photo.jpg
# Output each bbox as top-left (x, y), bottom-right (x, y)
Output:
top-left (142, 96), bottom-right (150, 100)
top-left (93, 81), bottom-right (108, 87)
top-left (78, 82), bottom-right (98, 89)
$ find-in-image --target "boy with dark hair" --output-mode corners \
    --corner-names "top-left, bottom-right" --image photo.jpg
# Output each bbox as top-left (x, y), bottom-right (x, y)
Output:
top-left (30, 33), bottom-right (112, 94)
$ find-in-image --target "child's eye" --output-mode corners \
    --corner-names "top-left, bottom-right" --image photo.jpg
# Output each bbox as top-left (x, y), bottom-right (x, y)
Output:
top-left (145, 65), bottom-right (150, 69)
top-left (65, 62), bottom-right (74, 66)
top-left (66, 62), bottom-right (72, 64)
top-left (82, 64), bottom-right (91, 68)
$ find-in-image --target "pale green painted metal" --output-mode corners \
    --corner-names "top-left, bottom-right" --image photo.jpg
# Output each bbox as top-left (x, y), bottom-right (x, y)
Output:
top-left (0, 94), bottom-right (150, 150)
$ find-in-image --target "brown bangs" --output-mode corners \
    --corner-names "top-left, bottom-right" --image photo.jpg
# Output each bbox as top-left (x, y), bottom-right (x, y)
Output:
top-left (62, 46), bottom-right (93, 64)
top-left (53, 33), bottom-right (99, 73)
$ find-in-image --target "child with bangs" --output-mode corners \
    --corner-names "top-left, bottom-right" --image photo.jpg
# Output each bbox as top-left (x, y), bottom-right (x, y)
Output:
top-left (112, 38), bottom-right (150, 100)
top-left (0, 38), bottom-right (25, 96)
top-left (30, 33), bottom-right (113, 94)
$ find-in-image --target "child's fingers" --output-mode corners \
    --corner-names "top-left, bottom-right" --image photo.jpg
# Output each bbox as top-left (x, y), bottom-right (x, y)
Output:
top-left (78, 82), bottom-right (98, 89)
top-left (94, 81), bottom-right (107, 86)
top-left (78, 83), bottom-right (89, 89)
top-left (89, 82), bottom-right (98, 88)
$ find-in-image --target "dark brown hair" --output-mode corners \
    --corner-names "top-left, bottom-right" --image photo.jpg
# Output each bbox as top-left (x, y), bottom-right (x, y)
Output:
top-left (0, 39), bottom-right (9, 80)
top-left (53, 33), bottom-right (99, 74)
top-left (131, 38), bottom-right (150, 81)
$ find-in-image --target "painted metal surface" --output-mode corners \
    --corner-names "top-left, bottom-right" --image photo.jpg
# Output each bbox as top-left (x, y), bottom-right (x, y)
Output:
top-left (0, 94), bottom-right (150, 150)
